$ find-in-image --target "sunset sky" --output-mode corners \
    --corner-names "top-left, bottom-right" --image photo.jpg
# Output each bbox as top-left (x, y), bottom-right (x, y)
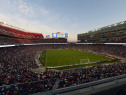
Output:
top-left (0, 0), bottom-right (126, 42)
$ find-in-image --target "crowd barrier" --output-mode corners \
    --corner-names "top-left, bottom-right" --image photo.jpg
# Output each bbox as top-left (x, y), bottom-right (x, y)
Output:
top-left (55, 74), bottom-right (126, 94)
top-left (33, 74), bottom-right (126, 95)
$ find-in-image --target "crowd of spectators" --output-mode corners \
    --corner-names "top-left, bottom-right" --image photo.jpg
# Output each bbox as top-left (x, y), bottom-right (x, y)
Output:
top-left (58, 62), bottom-right (126, 88)
top-left (75, 44), bottom-right (126, 58)
top-left (0, 79), bottom-right (56, 95)
top-left (0, 36), bottom-right (20, 45)
top-left (0, 44), bottom-right (126, 94)
top-left (0, 45), bottom-right (61, 94)
top-left (0, 36), bottom-right (33, 45)
top-left (0, 35), bottom-right (67, 45)
top-left (79, 39), bottom-right (126, 43)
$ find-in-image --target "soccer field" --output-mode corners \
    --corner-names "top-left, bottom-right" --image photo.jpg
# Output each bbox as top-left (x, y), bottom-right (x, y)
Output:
top-left (39, 49), bottom-right (112, 67)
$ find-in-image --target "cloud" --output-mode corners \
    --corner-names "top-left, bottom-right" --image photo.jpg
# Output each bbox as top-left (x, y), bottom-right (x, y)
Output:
top-left (12, 0), bottom-right (50, 18)
top-left (0, 0), bottom-right (78, 42)
top-left (0, 13), bottom-right (58, 37)
top-left (0, 13), bottom-right (78, 42)
top-left (12, 0), bottom-right (34, 17)
top-left (0, 14), bottom-right (15, 25)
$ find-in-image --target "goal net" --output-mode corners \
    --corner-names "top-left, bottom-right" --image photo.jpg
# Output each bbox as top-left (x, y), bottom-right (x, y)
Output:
top-left (80, 58), bottom-right (90, 64)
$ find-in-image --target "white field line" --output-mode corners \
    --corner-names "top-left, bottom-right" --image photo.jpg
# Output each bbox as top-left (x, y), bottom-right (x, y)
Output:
top-left (47, 59), bottom-right (114, 69)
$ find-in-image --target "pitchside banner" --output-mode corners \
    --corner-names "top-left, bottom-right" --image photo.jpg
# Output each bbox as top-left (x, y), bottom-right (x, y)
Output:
top-left (52, 32), bottom-right (68, 38)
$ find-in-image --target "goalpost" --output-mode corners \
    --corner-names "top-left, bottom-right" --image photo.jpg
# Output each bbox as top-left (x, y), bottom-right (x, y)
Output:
top-left (80, 58), bottom-right (90, 64)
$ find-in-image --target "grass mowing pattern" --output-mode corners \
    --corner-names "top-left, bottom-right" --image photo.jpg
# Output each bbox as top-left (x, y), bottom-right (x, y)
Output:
top-left (39, 49), bottom-right (112, 67)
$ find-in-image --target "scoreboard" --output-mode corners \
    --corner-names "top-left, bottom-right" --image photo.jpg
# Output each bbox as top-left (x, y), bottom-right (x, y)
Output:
top-left (52, 32), bottom-right (68, 38)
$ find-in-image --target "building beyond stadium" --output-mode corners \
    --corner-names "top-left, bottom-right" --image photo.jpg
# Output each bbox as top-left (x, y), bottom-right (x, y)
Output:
top-left (78, 21), bottom-right (126, 43)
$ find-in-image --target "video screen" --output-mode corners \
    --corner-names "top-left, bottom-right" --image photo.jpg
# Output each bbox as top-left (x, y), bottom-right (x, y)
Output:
top-left (0, 0), bottom-right (126, 95)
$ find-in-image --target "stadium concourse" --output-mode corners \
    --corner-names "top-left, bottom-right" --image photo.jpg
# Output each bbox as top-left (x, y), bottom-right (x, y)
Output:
top-left (0, 44), bottom-right (126, 95)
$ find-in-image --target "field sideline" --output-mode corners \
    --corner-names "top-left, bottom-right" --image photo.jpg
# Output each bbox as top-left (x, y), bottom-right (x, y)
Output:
top-left (39, 49), bottom-right (115, 69)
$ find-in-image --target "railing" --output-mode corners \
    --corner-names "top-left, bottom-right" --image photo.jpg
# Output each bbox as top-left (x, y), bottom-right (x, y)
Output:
top-left (1, 74), bottom-right (126, 95)
top-left (33, 74), bottom-right (126, 95)
top-left (54, 74), bottom-right (126, 94)
top-left (0, 79), bottom-right (57, 95)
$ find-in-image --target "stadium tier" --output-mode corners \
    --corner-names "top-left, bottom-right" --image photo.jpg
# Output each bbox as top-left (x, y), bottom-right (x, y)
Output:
top-left (0, 21), bottom-right (126, 95)
top-left (0, 22), bottom-right (67, 45)
top-left (78, 21), bottom-right (126, 43)
top-left (0, 22), bottom-right (44, 39)
top-left (0, 44), bottom-right (126, 95)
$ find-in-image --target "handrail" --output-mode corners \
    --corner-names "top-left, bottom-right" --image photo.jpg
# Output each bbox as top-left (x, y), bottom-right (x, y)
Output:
top-left (55, 74), bottom-right (126, 94)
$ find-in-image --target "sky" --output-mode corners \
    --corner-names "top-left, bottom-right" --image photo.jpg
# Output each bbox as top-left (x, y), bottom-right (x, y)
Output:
top-left (0, 0), bottom-right (126, 42)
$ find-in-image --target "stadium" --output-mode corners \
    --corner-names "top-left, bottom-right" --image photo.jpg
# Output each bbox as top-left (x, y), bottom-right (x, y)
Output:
top-left (78, 21), bottom-right (126, 43)
top-left (0, 19), bottom-right (126, 95)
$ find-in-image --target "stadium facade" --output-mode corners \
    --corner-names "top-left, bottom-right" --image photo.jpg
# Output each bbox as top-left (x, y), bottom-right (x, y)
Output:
top-left (0, 22), bottom-right (67, 44)
top-left (0, 22), bottom-right (44, 39)
top-left (78, 21), bottom-right (126, 43)
top-left (1, 21), bottom-right (126, 95)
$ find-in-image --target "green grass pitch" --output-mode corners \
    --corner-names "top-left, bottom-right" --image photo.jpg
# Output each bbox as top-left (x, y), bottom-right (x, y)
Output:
top-left (39, 49), bottom-right (112, 67)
